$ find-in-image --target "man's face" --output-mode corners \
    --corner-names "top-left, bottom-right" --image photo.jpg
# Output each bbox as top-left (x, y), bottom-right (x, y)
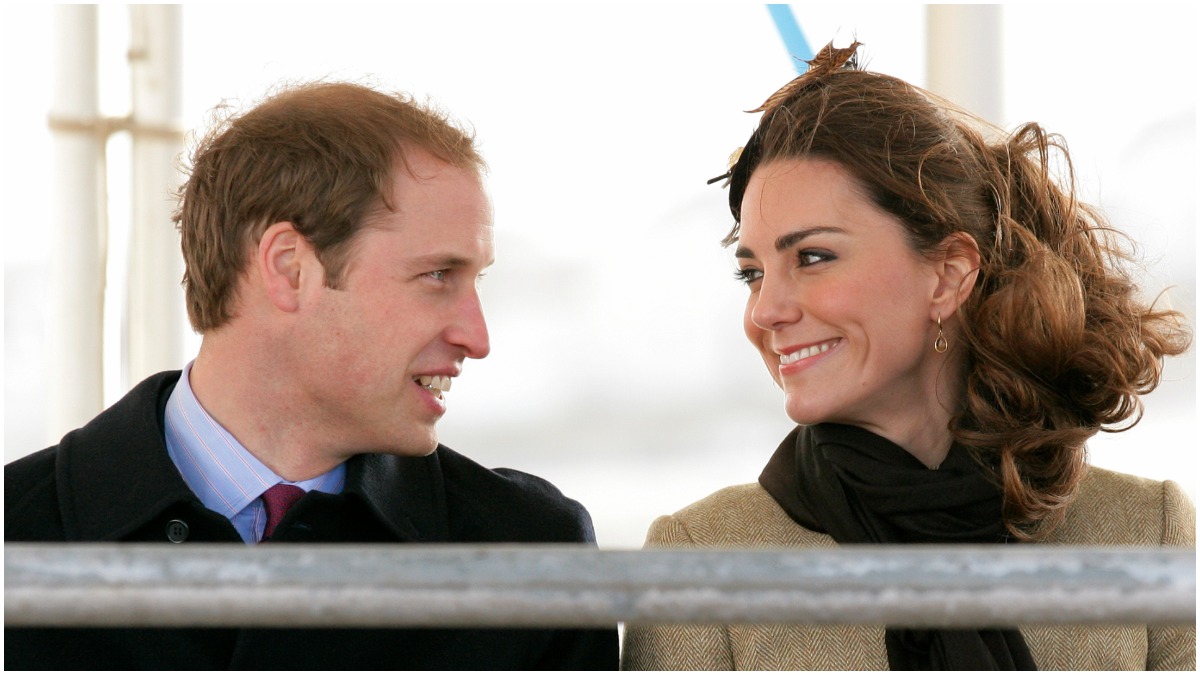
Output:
top-left (295, 148), bottom-right (494, 458)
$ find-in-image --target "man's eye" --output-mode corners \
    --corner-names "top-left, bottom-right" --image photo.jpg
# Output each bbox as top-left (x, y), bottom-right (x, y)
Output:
top-left (426, 270), bottom-right (448, 282)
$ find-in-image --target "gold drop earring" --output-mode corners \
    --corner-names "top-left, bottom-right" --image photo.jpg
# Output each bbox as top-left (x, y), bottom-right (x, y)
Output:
top-left (933, 315), bottom-right (948, 354)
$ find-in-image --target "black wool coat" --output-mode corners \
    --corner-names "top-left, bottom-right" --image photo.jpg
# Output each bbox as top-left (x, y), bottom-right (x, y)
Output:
top-left (5, 371), bottom-right (618, 670)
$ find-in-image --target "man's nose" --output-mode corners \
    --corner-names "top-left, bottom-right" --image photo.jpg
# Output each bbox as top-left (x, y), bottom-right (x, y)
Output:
top-left (449, 290), bottom-right (490, 359)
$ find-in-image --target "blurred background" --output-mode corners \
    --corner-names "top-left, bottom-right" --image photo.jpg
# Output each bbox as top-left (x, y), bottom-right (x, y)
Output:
top-left (3, 4), bottom-right (1195, 549)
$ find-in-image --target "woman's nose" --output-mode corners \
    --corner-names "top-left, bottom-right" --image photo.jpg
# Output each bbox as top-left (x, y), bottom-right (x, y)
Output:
top-left (750, 275), bottom-right (802, 331)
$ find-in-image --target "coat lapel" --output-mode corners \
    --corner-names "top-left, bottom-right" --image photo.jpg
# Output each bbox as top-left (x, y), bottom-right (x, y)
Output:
top-left (56, 371), bottom-right (201, 541)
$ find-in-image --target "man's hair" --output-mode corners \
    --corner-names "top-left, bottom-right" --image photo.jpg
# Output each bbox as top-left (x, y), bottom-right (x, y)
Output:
top-left (174, 81), bottom-right (485, 332)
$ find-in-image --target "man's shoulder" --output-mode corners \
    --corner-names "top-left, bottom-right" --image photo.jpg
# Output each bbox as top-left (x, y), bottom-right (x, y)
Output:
top-left (4, 446), bottom-right (64, 540)
top-left (4, 371), bottom-right (183, 542)
top-left (5, 444), bottom-right (58, 489)
top-left (434, 444), bottom-right (598, 544)
top-left (435, 444), bottom-right (574, 505)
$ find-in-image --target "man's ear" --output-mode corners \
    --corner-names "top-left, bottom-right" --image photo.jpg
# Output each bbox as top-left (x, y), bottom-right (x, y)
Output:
top-left (931, 231), bottom-right (981, 321)
top-left (257, 221), bottom-right (316, 314)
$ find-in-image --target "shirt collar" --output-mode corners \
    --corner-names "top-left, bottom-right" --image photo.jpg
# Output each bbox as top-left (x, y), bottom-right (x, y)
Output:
top-left (164, 361), bottom-right (345, 520)
top-left (58, 371), bottom-right (437, 542)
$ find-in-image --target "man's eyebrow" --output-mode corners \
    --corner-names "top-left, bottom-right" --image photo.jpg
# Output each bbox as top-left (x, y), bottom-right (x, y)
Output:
top-left (408, 254), bottom-right (475, 268)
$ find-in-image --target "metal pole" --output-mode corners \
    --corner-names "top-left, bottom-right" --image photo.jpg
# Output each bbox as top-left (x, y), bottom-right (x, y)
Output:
top-left (46, 5), bottom-right (104, 443)
top-left (126, 5), bottom-right (186, 386)
top-left (5, 544), bottom-right (1193, 628)
top-left (926, 4), bottom-right (1004, 125)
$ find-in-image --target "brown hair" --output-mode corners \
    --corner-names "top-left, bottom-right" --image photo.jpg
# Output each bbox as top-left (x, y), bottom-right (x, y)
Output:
top-left (719, 42), bottom-right (1191, 540)
top-left (175, 81), bottom-right (485, 332)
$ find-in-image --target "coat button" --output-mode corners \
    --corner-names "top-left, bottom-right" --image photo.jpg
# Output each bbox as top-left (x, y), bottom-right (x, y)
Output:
top-left (166, 519), bottom-right (189, 543)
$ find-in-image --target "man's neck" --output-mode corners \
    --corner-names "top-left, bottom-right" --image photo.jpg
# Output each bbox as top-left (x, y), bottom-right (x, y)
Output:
top-left (190, 336), bottom-right (351, 482)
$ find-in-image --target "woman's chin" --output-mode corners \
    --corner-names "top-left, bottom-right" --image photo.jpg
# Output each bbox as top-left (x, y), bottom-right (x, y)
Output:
top-left (784, 400), bottom-right (824, 426)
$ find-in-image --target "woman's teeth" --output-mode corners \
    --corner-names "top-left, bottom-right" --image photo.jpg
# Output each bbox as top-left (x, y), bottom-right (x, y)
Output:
top-left (780, 340), bottom-right (835, 365)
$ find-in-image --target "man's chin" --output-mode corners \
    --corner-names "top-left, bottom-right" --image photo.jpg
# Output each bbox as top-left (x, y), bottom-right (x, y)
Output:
top-left (382, 432), bottom-right (440, 457)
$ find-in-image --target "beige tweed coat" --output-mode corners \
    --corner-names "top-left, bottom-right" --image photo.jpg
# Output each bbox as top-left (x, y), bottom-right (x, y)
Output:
top-left (621, 466), bottom-right (1195, 670)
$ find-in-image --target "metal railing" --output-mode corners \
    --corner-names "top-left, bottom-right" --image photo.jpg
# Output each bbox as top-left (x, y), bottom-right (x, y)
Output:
top-left (4, 544), bottom-right (1193, 628)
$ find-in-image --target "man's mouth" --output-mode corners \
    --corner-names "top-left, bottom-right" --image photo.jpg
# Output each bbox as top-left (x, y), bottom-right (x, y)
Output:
top-left (414, 375), bottom-right (452, 399)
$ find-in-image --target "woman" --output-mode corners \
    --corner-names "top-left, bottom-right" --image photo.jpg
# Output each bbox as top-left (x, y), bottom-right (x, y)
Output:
top-left (621, 41), bottom-right (1194, 671)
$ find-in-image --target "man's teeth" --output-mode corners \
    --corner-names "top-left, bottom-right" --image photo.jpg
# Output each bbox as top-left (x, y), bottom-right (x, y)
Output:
top-left (415, 375), bottom-right (452, 395)
top-left (780, 341), bottom-right (835, 365)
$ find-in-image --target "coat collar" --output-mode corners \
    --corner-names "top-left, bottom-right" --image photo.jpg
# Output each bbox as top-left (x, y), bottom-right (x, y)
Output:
top-left (56, 371), bottom-right (448, 542)
top-left (344, 452), bottom-right (448, 542)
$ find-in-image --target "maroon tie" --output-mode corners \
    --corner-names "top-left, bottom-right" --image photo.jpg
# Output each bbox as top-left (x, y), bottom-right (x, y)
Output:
top-left (261, 484), bottom-right (305, 541)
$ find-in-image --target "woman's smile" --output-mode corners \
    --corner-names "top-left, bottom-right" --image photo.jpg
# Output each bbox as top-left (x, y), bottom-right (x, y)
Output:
top-left (778, 338), bottom-right (840, 365)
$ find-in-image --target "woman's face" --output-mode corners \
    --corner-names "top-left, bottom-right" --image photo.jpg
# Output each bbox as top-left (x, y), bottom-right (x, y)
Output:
top-left (736, 158), bottom-right (949, 439)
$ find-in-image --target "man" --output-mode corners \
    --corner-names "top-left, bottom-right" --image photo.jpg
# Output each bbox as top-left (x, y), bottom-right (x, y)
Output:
top-left (5, 82), bottom-right (618, 669)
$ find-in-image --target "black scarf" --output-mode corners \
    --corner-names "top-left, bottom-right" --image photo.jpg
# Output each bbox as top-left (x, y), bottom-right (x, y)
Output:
top-left (759, 423), bottom-right (1037, 670)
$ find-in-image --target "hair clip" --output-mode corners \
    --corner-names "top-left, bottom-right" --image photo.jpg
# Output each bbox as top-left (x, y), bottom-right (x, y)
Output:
top-left (710, 40), bottom-right (864, 192)
top-left (750, 40), bottom-right (863, 114)
top-left (706, 171), bottom-right (732, 186)
top-left (707, 146), bottom-right (744, 185)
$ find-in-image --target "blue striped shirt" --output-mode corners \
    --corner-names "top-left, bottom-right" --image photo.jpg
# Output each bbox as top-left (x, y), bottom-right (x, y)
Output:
top-left (163, 362), bottom-right (346, 543)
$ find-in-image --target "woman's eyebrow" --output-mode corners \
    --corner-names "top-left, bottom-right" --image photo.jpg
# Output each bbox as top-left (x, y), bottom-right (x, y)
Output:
top-left (736, 226), bottom-right (846, 259)
top-left (774, 226), bottom-right (844, 252)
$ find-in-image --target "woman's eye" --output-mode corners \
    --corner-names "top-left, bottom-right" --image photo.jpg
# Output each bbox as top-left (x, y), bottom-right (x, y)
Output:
top-left (797, 250), bottom-right (835, 267)
top-left (733, 267), bottom-right (763, 285)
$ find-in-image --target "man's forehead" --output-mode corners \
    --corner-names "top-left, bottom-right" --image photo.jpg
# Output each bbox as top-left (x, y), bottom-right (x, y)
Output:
top-left (379, 218), bottom-right (494, 264)
top-left (390, 147), bottom-right (485, 191)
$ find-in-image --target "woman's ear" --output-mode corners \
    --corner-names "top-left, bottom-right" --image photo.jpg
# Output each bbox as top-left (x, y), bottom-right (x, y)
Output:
top-left (931, 231), bottom-right (981, 320)
top-left (257, 221), bottom-right (309, 314)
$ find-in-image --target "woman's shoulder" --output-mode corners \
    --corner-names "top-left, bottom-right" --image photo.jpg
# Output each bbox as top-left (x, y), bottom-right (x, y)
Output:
top-left (642, 483), bottom-right (834, 549)
top-left (1048, 465), bottom-right (1195, 546)
top-left (671, 482), bottom-right (777, 518)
